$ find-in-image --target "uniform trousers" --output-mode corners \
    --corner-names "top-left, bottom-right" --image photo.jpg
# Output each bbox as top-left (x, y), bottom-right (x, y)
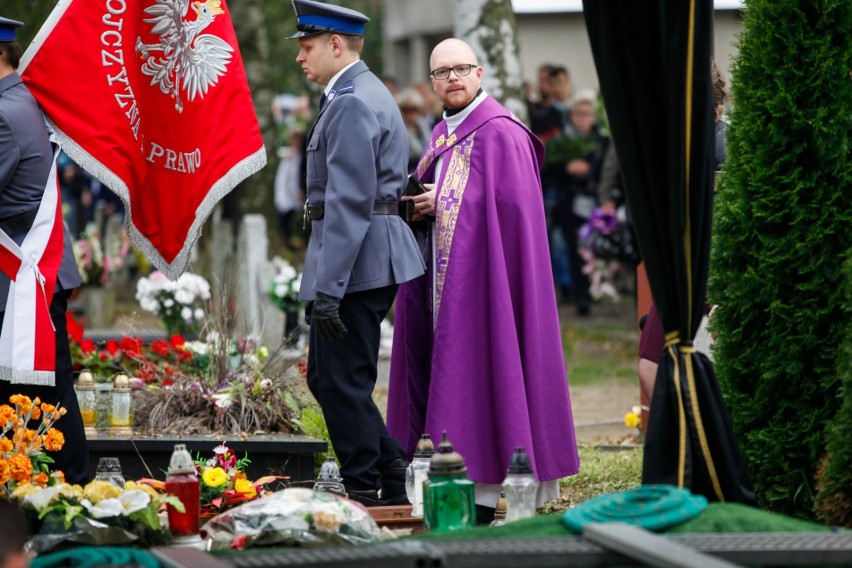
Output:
top-left (0, 289), bottom-right (90, 484)
top-left (306, 284), bottom-right (404, 491)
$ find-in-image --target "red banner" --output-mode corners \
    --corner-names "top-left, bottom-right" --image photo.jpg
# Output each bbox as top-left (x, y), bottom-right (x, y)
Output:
top-left (19, 0), bottom-right (266, 279)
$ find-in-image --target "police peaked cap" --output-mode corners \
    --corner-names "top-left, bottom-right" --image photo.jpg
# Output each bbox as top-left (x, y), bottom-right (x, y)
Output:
top-left (288, 0), bottom-right (369, 39)
top-left (0, 16), bottom-right (24, 42)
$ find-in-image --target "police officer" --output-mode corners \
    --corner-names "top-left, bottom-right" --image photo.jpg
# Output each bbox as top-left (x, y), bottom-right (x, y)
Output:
top-left (290, 0), bottom-right (425, 506)
top-left (0, 16), bottom-right (89, 484)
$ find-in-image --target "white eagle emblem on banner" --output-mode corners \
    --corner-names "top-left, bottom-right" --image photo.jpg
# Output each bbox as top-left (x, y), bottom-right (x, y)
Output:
top-left (136, 0), bottom-right (234, 113)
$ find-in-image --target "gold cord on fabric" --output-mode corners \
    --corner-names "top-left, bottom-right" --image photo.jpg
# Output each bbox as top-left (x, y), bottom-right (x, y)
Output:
top-left (667, 345), bottom-right (688, 488)
top-left (683, 347), bottom-right (725, 501)
top-left (683, 0), bottom-right (696, 333)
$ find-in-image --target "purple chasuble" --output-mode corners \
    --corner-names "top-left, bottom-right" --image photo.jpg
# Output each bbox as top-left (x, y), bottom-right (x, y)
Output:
top-left (387, 97), bottom-right (580, 484)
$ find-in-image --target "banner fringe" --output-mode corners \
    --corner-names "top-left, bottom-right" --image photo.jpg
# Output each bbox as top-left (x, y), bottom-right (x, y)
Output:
top-left (0, 367), bottom-right (56, 387)
top-left (45, 118), bottom-right (267, 281)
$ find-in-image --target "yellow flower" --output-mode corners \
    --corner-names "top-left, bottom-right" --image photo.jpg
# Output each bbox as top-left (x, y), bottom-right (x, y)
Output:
top-left (202, 467), bottom-right (228, 487)
top-left (234, 478), bottom-right (257, 498)
top-left (83, 479), bottom-right (122, 503)
top-left (11, 481), bottom-right (39, 500)
top-left (624, 411), bottom-right (641, 429)
top-left (0, 438), bottom-right (12, 454)
top-left (126, 480), bottom-right (160, 500)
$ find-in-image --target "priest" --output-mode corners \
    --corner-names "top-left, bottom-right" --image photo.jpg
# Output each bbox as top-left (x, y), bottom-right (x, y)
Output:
top-left (387, 38), bottom-right (579, 523)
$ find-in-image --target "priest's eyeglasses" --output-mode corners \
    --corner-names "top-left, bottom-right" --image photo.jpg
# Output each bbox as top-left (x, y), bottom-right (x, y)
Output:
top-left (430, 64), bottom-right (478, 80)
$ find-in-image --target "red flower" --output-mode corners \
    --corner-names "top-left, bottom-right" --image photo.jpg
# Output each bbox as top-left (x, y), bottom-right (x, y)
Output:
top-left (120, 336), bottom-right (143, 358)
top-left (80, 338), bottom-right (96, 355)
top-left (105, 339), bottom-right (119, 356)
top-left (99, 351), bottom-right (109, 361)
top-left (150, 339), bottom-right (170, 357)
top-left (170, 335), bottom-right (186, 348)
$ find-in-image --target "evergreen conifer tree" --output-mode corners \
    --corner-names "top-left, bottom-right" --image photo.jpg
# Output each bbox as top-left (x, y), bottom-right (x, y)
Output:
top-left (709, 0), bottom-right (852, 518)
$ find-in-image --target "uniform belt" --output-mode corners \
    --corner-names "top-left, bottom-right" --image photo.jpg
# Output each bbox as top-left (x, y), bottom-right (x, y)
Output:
top-left (0, 208), bottom-right (38, 234)
top-left (304, 200), bottom-right (398, 222)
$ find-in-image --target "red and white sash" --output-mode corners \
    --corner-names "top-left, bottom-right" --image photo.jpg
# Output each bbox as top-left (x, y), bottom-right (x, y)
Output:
top-left (0, 141), bottom-right (64, 386)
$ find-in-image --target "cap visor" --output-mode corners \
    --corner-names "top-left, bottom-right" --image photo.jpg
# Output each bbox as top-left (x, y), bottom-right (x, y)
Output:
top-left (287, 29), bottom-right (324, 39)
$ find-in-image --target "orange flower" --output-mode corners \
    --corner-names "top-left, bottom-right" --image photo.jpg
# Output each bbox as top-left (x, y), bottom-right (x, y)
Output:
top-left (8, 454), bottom-right (33, 482)
top-left (0, 438), bottom-right (12, 454)
top-left (33, 471), bottom-right (49, 487)
top-left (43, 429), bottom-right (65, 452)
top-left (52, 470), bottom-right (65, 484)
top-left (31, 406), bottom-right (42, 420)
top-left (0, 459), bottom-right (9, 485)
top-left (40, 403), bottom-right (56, 414)
top-left (9, 394), bottom-right (32, 410)
top-left (0, 405), bottom-right (14, 427)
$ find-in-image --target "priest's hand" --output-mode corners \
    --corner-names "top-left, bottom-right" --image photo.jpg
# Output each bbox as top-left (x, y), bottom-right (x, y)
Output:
top-left (409, 184), bottom-right (437, 221)
top-left (312, 292), bottom-right (348, 341)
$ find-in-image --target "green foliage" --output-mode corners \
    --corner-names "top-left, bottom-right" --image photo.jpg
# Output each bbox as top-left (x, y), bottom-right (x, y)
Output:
top-left (708, 0), bottom-right (852, 519)
top-left (291, 405), bottom-right (336, 472)
top-left (814, 255), bottom-right (852, 527)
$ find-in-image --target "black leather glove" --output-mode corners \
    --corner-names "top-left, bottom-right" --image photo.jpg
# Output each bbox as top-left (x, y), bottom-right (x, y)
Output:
top-left (312, 292), bottom-right (348, 341)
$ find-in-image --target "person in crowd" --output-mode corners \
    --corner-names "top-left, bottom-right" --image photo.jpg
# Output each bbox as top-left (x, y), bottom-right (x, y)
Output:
top-left (58, 156), bottom-right (90, 239)
top-left (0, 15), bottom-right (90, 485)
top-left (0, 500), bottom-right (29, 568)
top-left (273, 128), bottom-right (305, 249)
top-left (411, 81), bottom-right (443, 129)
top-left (530, 64), bottom-right (571, 141)
top-left (638, 60), bottom-right (729, 403)
top-left (554, 88), bottom-right (610, 316)
top-left (395, 87), bottom-right (432, 174)
top-left (289, 0), bottom-right (425, 507)
top-left (387, 38), bottom-right (579, 525)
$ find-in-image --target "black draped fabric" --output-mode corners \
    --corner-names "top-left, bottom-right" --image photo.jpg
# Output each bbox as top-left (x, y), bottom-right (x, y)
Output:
top-left (582, 0), bottom-right (755, 505)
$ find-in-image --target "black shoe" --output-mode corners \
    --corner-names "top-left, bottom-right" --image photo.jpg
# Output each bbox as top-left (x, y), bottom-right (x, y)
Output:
top-left (379, 458), bottom-right (410, 506)
top-left (346, 488), bottom-right (382, 507)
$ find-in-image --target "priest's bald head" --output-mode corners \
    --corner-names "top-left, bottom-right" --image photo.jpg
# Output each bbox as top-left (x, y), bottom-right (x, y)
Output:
top-left (429, 38), bottom-right (483, 110)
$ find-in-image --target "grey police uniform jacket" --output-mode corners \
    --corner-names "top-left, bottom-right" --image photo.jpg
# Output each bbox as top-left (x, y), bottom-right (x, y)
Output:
top-left (299, 61), bottom-right (425, 301)
top-left (0, 72), bottom-right (81, 312)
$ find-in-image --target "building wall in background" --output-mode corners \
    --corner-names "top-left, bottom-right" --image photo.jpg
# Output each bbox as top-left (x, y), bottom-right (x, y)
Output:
top-left (383, 1), bottom-right (742, 98)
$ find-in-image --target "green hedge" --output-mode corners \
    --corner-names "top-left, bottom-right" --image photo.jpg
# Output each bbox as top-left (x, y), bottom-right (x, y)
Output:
top-left (709, 0), bottom-right (852, 519)
top-left (815, 255), bottom-right (852, 527)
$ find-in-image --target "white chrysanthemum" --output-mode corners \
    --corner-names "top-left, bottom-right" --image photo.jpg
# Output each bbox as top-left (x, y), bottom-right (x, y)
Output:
top-left (163, 298), bottom-right (175, 308)
top-left (83, 497), bottom-right (124, 519)
top-left (119, 490), bottom-right (151, 515)
top-left (194, 308), bottom-right (204, 319)
top-left (140, 298), bottom-right (159, 314)
top-left (174, 289), bottom-right (193, 305)
top-left (275, 284), bottom-right (287, 298)
top-left (181, 306), bottom-right (193, 320)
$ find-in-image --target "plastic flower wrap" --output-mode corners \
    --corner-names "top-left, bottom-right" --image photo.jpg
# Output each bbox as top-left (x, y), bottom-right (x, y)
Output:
top-left (0, 395), bottom-right (66, 498)
top-left (11, 479), bottom-right (183, 553)
top-left (203, 487), bottom-right (389, 550)
top-left (135, 270), bottom-right (211, 336)
top-left (268, 256), bottom-right (303, 311)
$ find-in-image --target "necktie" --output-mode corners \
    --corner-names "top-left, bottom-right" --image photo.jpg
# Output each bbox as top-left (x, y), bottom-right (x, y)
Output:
top-left (319, 93), bottom-right (327, 112)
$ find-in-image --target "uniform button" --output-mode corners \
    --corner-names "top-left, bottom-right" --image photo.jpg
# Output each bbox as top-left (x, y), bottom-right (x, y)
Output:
top-left (337, 279), bottom-right (344, 286)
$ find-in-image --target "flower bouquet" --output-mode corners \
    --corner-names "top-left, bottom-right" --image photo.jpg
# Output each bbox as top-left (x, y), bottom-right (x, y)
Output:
top-left (1, 395), bottom-right (66, 498)
top-left (11, 479), bottom-right (183, 553)
top-left (268, 256), bottom-right (303, 312)
top-left (136, 270), bottom-right (211, 337)
top-left (141, 443), bottom-right (285, 518)
top-left (72, 223), bottom-right (130, 287)
top-left (203, 487), bottom-right (388, 550)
